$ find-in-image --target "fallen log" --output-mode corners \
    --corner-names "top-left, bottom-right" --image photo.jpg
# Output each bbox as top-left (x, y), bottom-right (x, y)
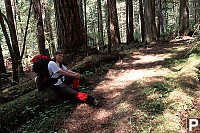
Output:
top-left (0, 88), bottom-right (59, 131)
top-left (0, 80), bottom-right (35, 104)
top-left (0, 53), bottom-right (126, 131)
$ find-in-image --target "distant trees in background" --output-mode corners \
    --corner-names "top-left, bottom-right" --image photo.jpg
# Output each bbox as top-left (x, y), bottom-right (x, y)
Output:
top-left (0, 36), bottom-right (6, 73)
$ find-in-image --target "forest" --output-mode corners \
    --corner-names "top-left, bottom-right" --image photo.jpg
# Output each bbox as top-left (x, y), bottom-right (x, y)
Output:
top-left (1, 0), bottom-right (200, 132)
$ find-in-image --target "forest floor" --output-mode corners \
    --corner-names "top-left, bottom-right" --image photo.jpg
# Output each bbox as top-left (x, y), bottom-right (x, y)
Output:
top-left (15, 37), bottom-right (200, 132)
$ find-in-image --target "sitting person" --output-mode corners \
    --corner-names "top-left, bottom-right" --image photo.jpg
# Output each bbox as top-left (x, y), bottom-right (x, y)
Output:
top-left (48, 50), bottom-right (98, 106)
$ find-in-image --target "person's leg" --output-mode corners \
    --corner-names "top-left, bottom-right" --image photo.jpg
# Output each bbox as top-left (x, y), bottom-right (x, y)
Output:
top-left (63, 76), bottom-right (74, 85)
top-left (64, 76), bottom-right (80, 90)
top-left (55, 83), bottom-right (100, 106)
top-left (57, 83), bottom-right (78, 96)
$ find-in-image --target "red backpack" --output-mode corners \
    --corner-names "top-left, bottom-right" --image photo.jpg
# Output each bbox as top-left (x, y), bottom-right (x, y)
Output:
top-left (32, 54), bottom-right (62, 90)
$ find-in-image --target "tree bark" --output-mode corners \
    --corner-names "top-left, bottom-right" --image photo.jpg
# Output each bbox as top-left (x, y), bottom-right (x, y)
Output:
top-left (179, 0), bottom-right (189, 36)
top-left (11, 0), bottom-right (17, 29)
top-left (0, 10), bottom-right (18, 82)
top-left (4, 0), bottom-right (20, 61)
top-left (106, 0), bottom-right (111, 54)
top-left (32, 0), bottom-right (46, 54)
top-left (54, 0), bottom-right (86, 56)
top-left (110, 0), bottom-right (121, 46)
top-left (152, 0), bottom-right (158, 39)
top-left (16, 0), bottom-right (25, 49)
top-left (144, 0), bottom-right (157, 42)
top-left (97, 0), bottom-right (104, 47)
top-left (197, 1), bottom-right (200, 24)
top-left (128, 0), bottom-right (134, 43)
top-left (78, 0), bottom-right (84, 23)
top-left (84, 0), bottom-right (88, 55)
top-left (0, 36), bottom-right (6, 73)
top-left (194, 0), bottom-right (197, 24)
top-left (43, 2), bottom-right (55, 57)
top-left (126, 0), bottom-right (129, 44)
top-left (4, 0), bottom-right (24, 81)
top-left (157, 0), bottom-right (161, 39)
top-left (21, 0), bottom-right (32, 59)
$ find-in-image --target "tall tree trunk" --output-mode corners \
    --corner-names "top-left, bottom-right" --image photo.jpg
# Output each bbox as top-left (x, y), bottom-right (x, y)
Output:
top-left (16, 0), bottom-right (25, 49)
top-left (0, 37), bottom-right (6, 73)
top-left (194, 1), bottom-right (197, 24)
top-left (144, 0), bottom-right (157, 42)
top-left (4, 0), bottom-right (23, 81)
top-left (152, 0), bottom-right (158, 39)
top-left (43, 2), bottom-right (55, 56)
top-left (97, 0), bottom-right (104, 48)
top-left (76, 0), bottom-right (87, 54)
top-left (139, 0), bottom-right (145, 42)
top-left (106, 0), bottom-right (111, 54)
top-left (179, 0), bottom-right (189, 36)
top-left (0, 10), bottom-right (18, 82)
top-left (32, 0), bottom-right (45, 54)
top-left (84, 0), bottom-right (88, 55)
top-left (110, 0), bottom-right (121, 46)
top-left (157, 0), bottom-right (162, 39)
top-left (78, 0), bottom-right (84, 23)
top-left (21, 0), bottom-right (32, 59)
top-left (197, 1), bottom-right (200, 24)
top-left (11, 0), bottom-right (17, 29)
top-left (128, 0), bottom-right (134, 43)
top-left (126, 0), bottom-right (129, 44)
top-left (54, 0), bottom-right (86, 56)
top-left (160, 0), bottom-right (164, 33)
top-left (4, 0), bottom-right (20, 61)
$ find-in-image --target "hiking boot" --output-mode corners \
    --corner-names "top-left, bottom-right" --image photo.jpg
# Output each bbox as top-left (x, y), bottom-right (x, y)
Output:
top-left (86, 96), bottom-right (101, 107)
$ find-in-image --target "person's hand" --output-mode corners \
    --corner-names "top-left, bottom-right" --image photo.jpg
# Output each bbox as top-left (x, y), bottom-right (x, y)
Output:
top-left (74, 73), bottom-right (80, 79)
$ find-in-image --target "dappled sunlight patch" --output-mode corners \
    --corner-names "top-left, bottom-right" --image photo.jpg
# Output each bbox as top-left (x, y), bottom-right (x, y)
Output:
top-left (179, 56), bottom-right (200, 74)
top-left (170, 37), bottom-right (194, 43)
top-left (106, 91), bottom-right (122, 99)
top-left (167, 90), bottom-right (193, 107)
top-left (154, 110), bottom-right (182, 132)
top-left (116, 102), bottom-right (131, 114)
top-left (147, 92), bottom-right (160, 100)
top-left (114, 116), bottom-right (135, 133)
top-left (93, 109), bottom-right (112, 121)
top-left (132, 53), bottom-right (172, 65)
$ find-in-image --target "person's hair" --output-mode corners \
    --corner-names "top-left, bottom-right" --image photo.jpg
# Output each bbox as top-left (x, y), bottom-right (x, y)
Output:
top-left (54, 50), bottom-right (64, 56)
top-left (54, 50), bottom-right (64, 68)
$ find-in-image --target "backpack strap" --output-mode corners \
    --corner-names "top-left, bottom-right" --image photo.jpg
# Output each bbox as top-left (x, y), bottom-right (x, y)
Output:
top-left (48, 60), bottom-right (65, 84)
top-left (49, 72), bottom-right (65, 84)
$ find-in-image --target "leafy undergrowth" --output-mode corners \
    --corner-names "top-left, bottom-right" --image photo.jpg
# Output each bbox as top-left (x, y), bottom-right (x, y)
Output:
top-left (16, 100), bottom-right (75, 133)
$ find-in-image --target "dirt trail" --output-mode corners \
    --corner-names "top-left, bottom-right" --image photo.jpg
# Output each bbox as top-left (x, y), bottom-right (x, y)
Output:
top-left (57, 39), bottom-right (198, 133)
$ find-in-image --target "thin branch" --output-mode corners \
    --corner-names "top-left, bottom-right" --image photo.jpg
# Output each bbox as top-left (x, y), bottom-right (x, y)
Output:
top-left (20, 0), bottom-right (32, 59)
top-left (0, 10), bottom-right (14, 57)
